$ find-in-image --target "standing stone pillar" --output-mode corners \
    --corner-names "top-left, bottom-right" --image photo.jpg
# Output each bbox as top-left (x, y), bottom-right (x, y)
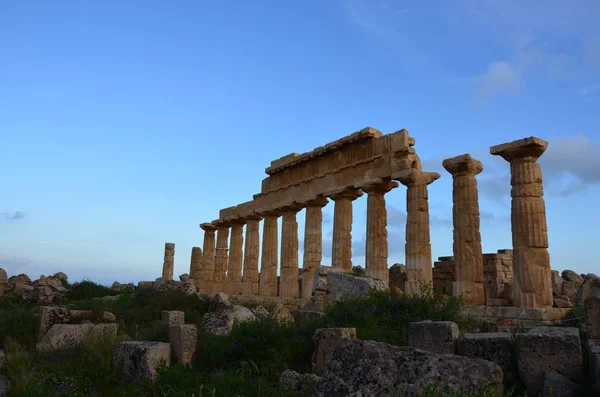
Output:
top-left (200, 223), bottom-right (217, 295)
top-left (330, 189), bottom-right (363, 271)
top-left (362, 180), bottom-right (398, 284)
top-left (259, 211), bottom-right (280, 297)
top-left (397, 171), bottom-right (440, 295)
top-left (189, 246), bottom-right (203, 290)
top-left (162, 243), bottom-right (175, 280)
top-left (443, 154), bottom-right (485, 305)
top-left (302, 197), bottom-right (329, 299)
top-left (227, 220), bottom-right (245, 295)
top-left (490, 137), bottom-right (552, 308)
top-left (212, 222), bottom-right (230, 294)
top-left (242, 215), bottom-right (262, 296)
top-left (280, 205), bottom-right (302, 298)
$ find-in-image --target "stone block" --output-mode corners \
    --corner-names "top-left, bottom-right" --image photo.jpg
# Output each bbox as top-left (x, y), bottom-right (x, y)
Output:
top-left (408, 320), bottom-right (459, 354)
top-left (112, 341), bottom-right (171, 381)
top-left (291, 310), bottom-right (325, 323)
top-left (457, 332), bottom-right (512, 370)
top-left (270, 303), bottom-right (294, 325)
top-left (590, 340), bottom-right (600, 392)
top-left (516, 326), bottom-right (583, 397)
top-left (169, 324), bottom-right (197, 365)
top-left (326, 271), bottom-right (388, 302)
top-left (542, 371), bottom-right (581, 397)
top-left (137, 281), bottom-right (154, 289)
top-left (311, 328), bottom-right (356, 376)
top-left (585, 296), bottom-right (600, 339)
top-left (161, 311), bottom-right (185, 326)
top-left (37, 323), bottom-right (117, 351)
top-left (37, 306), bottom-right (70, 341)
top-left (279, 369), bottom-right (321, 395)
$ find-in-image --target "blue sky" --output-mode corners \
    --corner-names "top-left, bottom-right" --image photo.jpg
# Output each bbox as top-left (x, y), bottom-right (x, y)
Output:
top-left (1, 0), bottom-right (599, 285)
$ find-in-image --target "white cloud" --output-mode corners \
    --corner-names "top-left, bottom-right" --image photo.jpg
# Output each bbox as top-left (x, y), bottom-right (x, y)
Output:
top-left (473, 61), bottom-right (522, 101)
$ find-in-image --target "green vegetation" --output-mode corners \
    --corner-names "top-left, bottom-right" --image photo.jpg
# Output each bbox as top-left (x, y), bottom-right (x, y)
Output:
top-left (1, 285), bottom-right (522, 397)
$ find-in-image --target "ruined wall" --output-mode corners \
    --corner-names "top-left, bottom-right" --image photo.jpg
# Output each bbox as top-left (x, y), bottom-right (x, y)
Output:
top-left (483, 249), bottom-right (513, 306)
top-left (433, 256), bottom-right (455, 296)
top-left (389, 263), bottom-right (407, 292)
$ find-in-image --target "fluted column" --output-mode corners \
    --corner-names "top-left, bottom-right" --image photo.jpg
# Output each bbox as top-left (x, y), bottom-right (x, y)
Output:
top-left (212, 222), bottom-right (230, 294)
top-left (302, 197), bottom-right (329, 299)
top-left (227, 220), bottom-right (245, 295)
top-left (189, 246), bottom-right (203, 289)
top-left (200, 223), bottom-right (217, 294)
top-left (443, 154), bottom-right (485, 305)
top-left (362, 180), bottom-right (398, 284)
top-left (491, 137), bottom-right (552, 308)
top-left (242, 215), bottom-right (262, 296)
top-left (330, 189), bottom-right (363, 271)
top-left (162, 243), bottom-right (175, 280)
top-left (259, 211), bottom-right (280, 297)
top-left (397, 171), bottom-right (440, 295)
top-left (280, 205), bottom-right (302, 298)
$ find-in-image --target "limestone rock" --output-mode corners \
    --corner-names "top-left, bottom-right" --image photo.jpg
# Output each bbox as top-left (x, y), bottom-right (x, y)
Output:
top-left (137, 281), bottom-right (154, 289)
top-left (351, 265), bottom-right (366, 276)
top-left (179, 273), bottom-right (190, 282)
top-left (292, 310), bottom-right (324, 323)
top-left (585, 296), bottom-right (600, 339)
top-left (270, 303), bottom-right (294, 325)
top-left (37, 306), bottom-right (70, 341)
top-left (562, 270), bottom-right (583, 284)
top-left (37, 323), bottom-right (117, 351)
top-left (209, 292), bottom-right (231, 311)
top-left (111, 281), bottom-right (122, 290)
top-left (279, 369), bottom-right (321, 395)
top-left (169, 324), bottom-right (197, 365)
top-left (312, 328), bottom-right (356, 376)
top-left (0, 268), bottom-right (7, 284)
top-left (161, 311), bottom-right (185, 326)
top-left (517, 326), bottom-right (583, 396)
top-left (202, 305), bottom-right (256, 336)
top-left (326, 271), bottom-right (389, 302)
top-left (590, 341), bottom-right (600, 392)
top-left (458, 332), bottom-right (512, 370)
top-left (231, 304), bottom-right (257, 324)
top-left (542, 371), bottom-right (581, 397)
top-left (314, 279), bottom-right (328, 293)
top-left (8, 274), bottom-right (31, 285)
top-left (35, 286), bottom-right (58, 304)
top-left (101, 311), bottom-right (117, 322)
top-left (112, 341), bottom-right (170, 381)
top-left (12, 283), bottom-right (33, 295)
top-left (408, 321), bottom-right (459, 354)
top-left (574, 275), bottom-right (600, 307)
top-left (250, 305), bottom-right (269, 320)
top-left (554, 296), bottom-right (574, 308)
top-left (53, 272), bottom-right (68, 282)
top-left (551, 270), bottom-right (563, 296)
top-left (155, 279), bottom-right (197, 296)
top-left (313, 339), bottom-right (503, 396)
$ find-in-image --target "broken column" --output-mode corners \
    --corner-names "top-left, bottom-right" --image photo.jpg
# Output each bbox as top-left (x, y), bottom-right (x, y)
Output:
top-left (200, 223), bottom-right (217, 295)
top-left (242, 215), bottom-right (262, 296)
top-left (302, 197), bottom-right (329, 299)
top-left (162, 243), bottom-right (175, 281)
top-left (362, 180), bottom-right (398, 284)
top-left (490, 137), bottom-right (553, 308)
top-left (212, 222), bottom-right (230, 294)
top-left (227, 220), bottom-right (245, 295)
top-left (189, 246), bottom-right (203, 290)
top-left (330, 189), bottom-right (363, 271)
top-left (442, 154), bottom-right (485, 305)
top-left (280, 205), bottom-right (302, 298)
top-left (259, 211), bottom-right (280, 297)
top-left (397, 171), bottom-right (440, 295)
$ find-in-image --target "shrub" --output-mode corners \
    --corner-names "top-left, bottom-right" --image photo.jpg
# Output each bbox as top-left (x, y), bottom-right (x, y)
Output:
top-left (64, 280), bottom-right (119, 301)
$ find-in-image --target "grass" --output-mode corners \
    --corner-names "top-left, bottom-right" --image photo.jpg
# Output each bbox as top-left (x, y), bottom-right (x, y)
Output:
top-left (0, 284), bottom-right (543, 397)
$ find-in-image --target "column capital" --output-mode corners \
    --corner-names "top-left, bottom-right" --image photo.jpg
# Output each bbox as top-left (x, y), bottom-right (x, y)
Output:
top-left (442, 154), bottom-right (483, 176)
top-left (302, 196), bottom-right (329, 208)
top-left (257, 209), bottom-right (283, 217)
top-left (211, 220), bottom-right (231, 228)
top-left (200, 222), bottom-right (217, 232)
top-left (240, 214), bottom-right (263, 222)
top-left (362, 180), bottom-right (399, 194)
top-left (490, 136), bottom-right (548, 162)
top-left (396, 170), bottom-right (440, 187)
top-left (279, 203), bottom-right (304, 214)
top-left (329, 188), bottom-right (364, 201)
top-left (229, 218), bottom-right (247, 225)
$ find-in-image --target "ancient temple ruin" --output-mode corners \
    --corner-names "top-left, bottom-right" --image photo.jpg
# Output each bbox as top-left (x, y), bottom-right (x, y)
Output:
top-left (162, 128), bottom-right (554, 308)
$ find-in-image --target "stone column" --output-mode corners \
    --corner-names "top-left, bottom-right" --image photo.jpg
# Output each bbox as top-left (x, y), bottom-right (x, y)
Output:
top-left (189, 246), bottom-right (202, 289)
top-left (280, 205), bottom-right (302, 299)
top-left (227, 220), bottom-right (245, 295)
top-left (212, 222), bottom-right (230, 294)
top-left (302, 197), bottom-right (329, 299)
top-left (162, 243), bottom-right (175, 280)
top-left (242, 215), bottom-right (262, 296)
top-left (259, 211), bottom-right (280, 297)
top-left (442, 154), bottom-right (485, 305)
top-left (362, 180), bottom-right (398, 284)
top-left (397, 171), bottom-right (440, 295)
top-left (330, 189), bottom-right (363, 271)
top-left (491, 137), bottom-right (552, 308)
top-left (200, 223), bottom-right (217, 294)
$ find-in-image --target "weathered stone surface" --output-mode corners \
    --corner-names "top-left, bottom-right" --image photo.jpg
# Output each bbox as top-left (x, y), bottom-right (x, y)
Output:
top-left (302, 198), bottom-right (328, 299)
top-left (113, 341), bottom-right (171, 381)
top-left (250, 305), bottom-right (269, 320)
top-left (259, 214), bottom-right (279, 297)
top-left (231, 304), bottom-right (257, 323)
top-left (457, 332), bottom-right (512, 370)
top-left (161, 311), bottom-right (185, 326)
top-left (575, 275), bottom-right (600, 306)
top-left (408, 321), bottom-right (459, 354)
top-left (8, 274), bottom-right (31, 285)
top-left (586, 296), bottom-right (600, 339)
top-left (179, 273), bottom-right (190, 282)
top-left (271, 303), bottom-right (294, 325)
top-left (553, 296), bottom-right (574, 308)
top-left (35, 286), bottom-right (57, 304)
top-left (137, 281), bottom-right (155, 289)
top-left (162, 242), bottom-right (175, 281)
top-left (37, 323), bottom-right (117, 351)
top-left (330, 189), bottom-right (362, 272)
top-left (154, 279), bottom-right (197, 295)
top-left (542, 371), bottom-right (581, 397)
top-left (33, 276), bottom-right (64, 289)
top-left (242, 217), bottom-right (261, 296)
top-left (312, 328), bottom-right (356, 376)
top-left (326, 271), bottom-right (388, 302)
top-left (313, 339), bottom-right (503, 396)
top-left (551, 270), bottom-right (563, 296)
top-left (53, 272), bottom-right (68, 281)
top-left (292, 310), bottom-right (324, 323)
top-left (280, 208), bottom-right (301, 299)
top-left (209, 292), bottom-right (232, 311)
top-left (12, 283), bottom-right (33, 295)
top-left (279, 369), bottom-right (321, 395)
top-left (202, 305), bottom-right (257, 336)
top-left (516, 326), bottom-right (583, 396)
top-left (562, 270), bottom-right (583, 283)
top-left (227, 222), bottom-right (245, 295)
top-left (37, 306), bottom-right (70, 341)
top-left (590, 341), bottom-right (600, 391)
top-left (169, 324), bottom-right (197, 365)
top-left (212, 224), bottom-right (230, 293)
top-left (101, 311), bottom-right (117, 322)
